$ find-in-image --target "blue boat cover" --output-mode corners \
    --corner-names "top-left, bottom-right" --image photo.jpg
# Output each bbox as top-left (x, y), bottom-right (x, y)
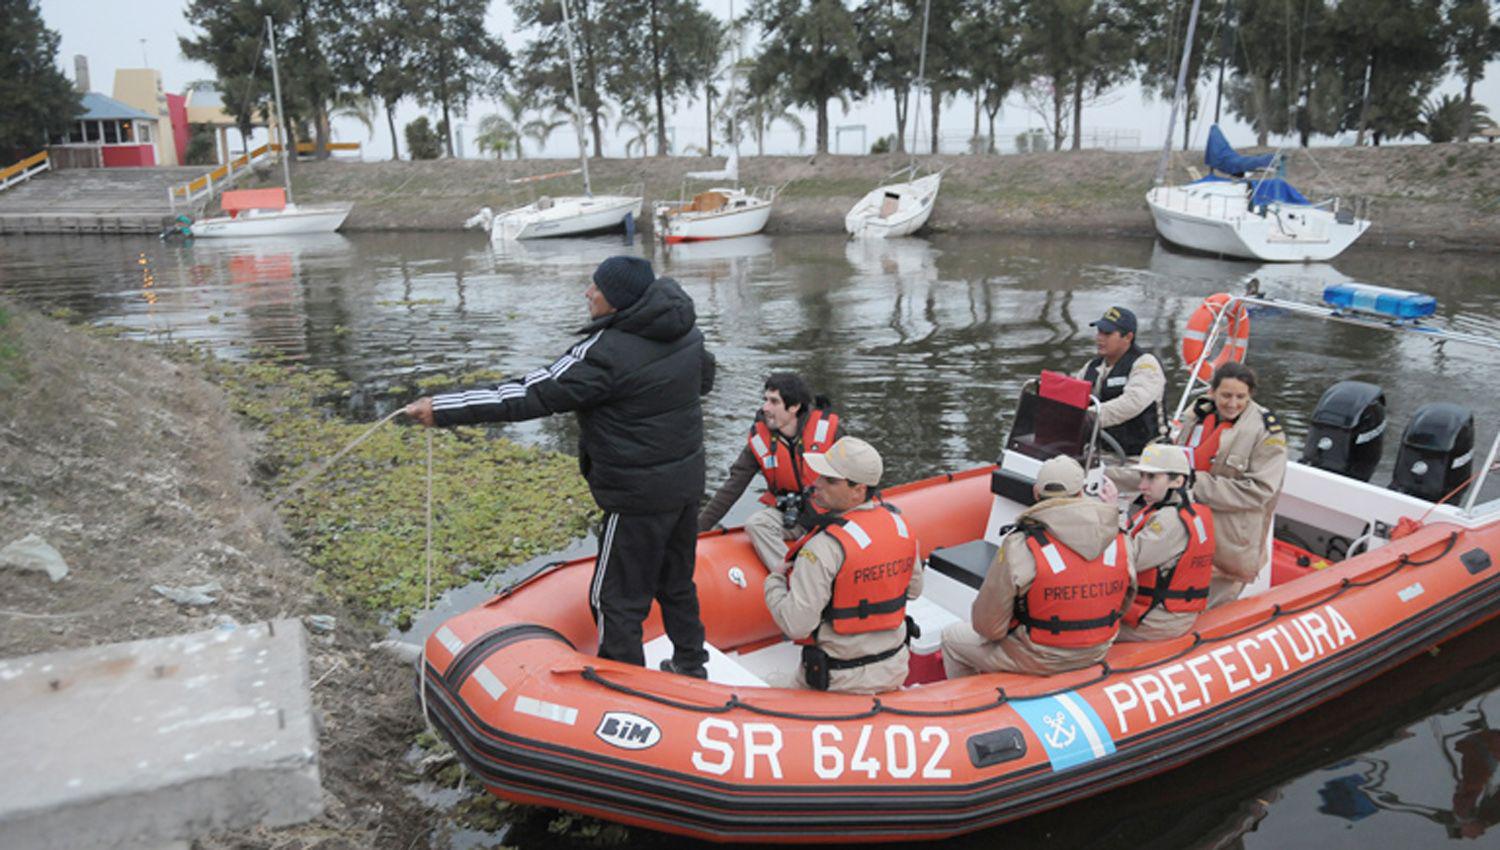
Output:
top-left (1249, 178), bottom-right (1310, 206)
top-left (1204, 125), bottom-right (1275, 176)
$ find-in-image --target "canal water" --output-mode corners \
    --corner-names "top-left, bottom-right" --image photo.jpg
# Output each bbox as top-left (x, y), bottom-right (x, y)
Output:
top-left (3, 230), bottom-right (1500, 847)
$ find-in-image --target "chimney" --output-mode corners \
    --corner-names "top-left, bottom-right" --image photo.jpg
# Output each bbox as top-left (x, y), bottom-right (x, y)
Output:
top-left (74, 55), bottom-right (89, 93)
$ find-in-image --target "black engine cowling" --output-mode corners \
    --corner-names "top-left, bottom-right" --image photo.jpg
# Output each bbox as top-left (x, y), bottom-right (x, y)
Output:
top-left (1301, 381), bottom-right (1386, 482)
top-left (1390, 402), bottom-right (1475, 502)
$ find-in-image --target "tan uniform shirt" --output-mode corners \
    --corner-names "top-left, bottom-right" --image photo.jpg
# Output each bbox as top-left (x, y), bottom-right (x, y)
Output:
top-left (1178, 398), bottom-right (1288, 582)
top-left (763, 501), bottom-right (923, 694)
top-left (1076, 352), bottom-right (1166, 430)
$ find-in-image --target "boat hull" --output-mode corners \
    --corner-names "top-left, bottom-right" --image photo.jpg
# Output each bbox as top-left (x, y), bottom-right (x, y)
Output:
top-left (844, 173), bottom-right (942, 238)
top-left (189, 203), bottom-right (352, 238)
top-left (420, 463), bottom-right (1500, 842)
top-left (491, 195), bottom-right (643, 241)
top-left (1146, 186), bottom-right (1369, 262)
top-left (656, 200), bottom-right (772, 243)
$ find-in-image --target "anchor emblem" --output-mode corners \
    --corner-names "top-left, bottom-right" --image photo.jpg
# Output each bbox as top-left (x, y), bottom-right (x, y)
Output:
top-left (1042, 711), bottom-right (1077, 749)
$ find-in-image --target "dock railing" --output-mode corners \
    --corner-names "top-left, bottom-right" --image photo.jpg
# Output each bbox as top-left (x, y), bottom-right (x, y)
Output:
top-left (168, 141), bottom-right (361, 212)
top-left (0, 151), bottom-right (51, 193)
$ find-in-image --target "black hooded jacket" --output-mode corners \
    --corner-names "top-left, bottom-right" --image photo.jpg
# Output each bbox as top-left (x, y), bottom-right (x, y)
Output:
top-left (431, 277), bottom-right (715, 514)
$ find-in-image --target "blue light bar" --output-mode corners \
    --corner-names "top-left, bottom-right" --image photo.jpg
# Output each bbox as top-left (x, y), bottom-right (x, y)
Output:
top-left (1323, 283), bottom-right (1437, 320)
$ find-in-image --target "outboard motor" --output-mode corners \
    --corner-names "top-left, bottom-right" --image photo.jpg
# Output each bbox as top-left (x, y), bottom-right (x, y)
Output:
top-left (1302, 381), bottom-right (1386, 482)
top-left (1390, 402), bottom-right (1475, 502)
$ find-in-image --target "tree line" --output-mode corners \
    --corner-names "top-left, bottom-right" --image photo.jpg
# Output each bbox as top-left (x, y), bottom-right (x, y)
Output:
top-left (1, 0), bottom-right (1497, 166)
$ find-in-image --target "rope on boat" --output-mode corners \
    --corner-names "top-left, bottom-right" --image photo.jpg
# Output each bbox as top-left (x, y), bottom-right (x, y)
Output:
top-left (574, 531), bottom-right (1467, 721)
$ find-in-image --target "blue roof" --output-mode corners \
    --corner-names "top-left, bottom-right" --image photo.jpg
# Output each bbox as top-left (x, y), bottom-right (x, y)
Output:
top-left (78, 92), bottom-right (156, 122)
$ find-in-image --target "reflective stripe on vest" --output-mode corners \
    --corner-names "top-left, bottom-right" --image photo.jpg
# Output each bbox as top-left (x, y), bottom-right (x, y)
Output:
top-left (1017, 527), bottom-right (1130, 649)
top-left (1185, 412), bottom-right (1232, 472)
top-left (748, 408), bottom-right (840, 506)
top-left (1124, 501), bottom-right (1215, 627)
top-left (823, 504), bottom-right (916, 636)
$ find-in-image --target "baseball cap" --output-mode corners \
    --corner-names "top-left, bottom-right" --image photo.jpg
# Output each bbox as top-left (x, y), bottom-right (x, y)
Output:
top-left (804, 436), bottom-right (883, 487)
top-left (1035, 455), bottom-right (1086, 498)
top-left (1130, 443), bottom-right (1191, 476)
top-left (1090, 306), bottom-right (1138, 336)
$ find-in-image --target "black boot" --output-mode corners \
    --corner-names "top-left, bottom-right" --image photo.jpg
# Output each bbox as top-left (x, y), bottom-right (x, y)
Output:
top-left (659, 659), bottom-right (708, 679)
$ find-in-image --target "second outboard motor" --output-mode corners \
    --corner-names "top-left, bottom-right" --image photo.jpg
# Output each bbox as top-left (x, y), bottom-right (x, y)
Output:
top-left (1390, 402), bottom-right (1475, 502)
top-left (1302, 381), bottom-right (1386, 482)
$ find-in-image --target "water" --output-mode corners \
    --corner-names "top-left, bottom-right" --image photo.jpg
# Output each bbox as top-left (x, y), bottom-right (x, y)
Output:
top-left (4, 230), bottom-right (1500, 847)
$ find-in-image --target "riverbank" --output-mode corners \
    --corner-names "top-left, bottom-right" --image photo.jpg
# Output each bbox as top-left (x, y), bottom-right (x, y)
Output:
top-left (273, 143), bottom-right (1500, 253)
top-left (0, 302), bottom-right (605, 848)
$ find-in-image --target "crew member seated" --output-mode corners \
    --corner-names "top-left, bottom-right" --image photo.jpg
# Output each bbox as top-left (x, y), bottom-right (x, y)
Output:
top-left (1114, 443), bottom-right (1215, 642)
top-left (1077, 306), bottom-right (1166, 457)
top-left (763, 437), bottom-right (922, 694)
top-left (699, 372), bottom-right (839, 570)
top-left (941, 455), bottom-right (1134, 678)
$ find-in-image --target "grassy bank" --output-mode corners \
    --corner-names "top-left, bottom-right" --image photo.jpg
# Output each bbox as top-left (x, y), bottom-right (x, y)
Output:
top-left (265, 143), bottom-right (1500, 252)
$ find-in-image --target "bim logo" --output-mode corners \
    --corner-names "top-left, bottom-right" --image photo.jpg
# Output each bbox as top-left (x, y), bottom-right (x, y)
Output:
top-left (595, 711), bottom-right (662, 750)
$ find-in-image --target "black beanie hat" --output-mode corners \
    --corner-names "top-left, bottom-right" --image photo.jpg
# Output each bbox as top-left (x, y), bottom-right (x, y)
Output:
top-left (592, 256), bottom-right (655, 310)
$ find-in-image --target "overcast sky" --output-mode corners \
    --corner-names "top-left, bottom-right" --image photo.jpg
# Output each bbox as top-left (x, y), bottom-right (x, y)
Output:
top-left (38, 0), bottom-right (1500, 161)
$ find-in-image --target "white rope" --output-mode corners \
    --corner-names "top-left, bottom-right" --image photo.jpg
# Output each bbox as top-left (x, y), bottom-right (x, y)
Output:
top-left (420, 427), bottom-right (435, 732)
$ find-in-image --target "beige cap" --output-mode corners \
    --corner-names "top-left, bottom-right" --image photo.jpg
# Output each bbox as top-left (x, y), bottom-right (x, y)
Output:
top-left (805, 436), bottom-right (883, 487)
top-left (1131, 443), bottom-right (1191, 476)
top-left (1035, 455), bottom-right (1086, 498)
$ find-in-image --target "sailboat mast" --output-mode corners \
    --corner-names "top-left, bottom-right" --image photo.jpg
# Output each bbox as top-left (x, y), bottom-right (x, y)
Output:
top-left (558, 0), bottom-right (592, 196)
top-left (910, 0), bottom-right (931, 158)
top-left (265, 16), bottom-right (294, 204)
top-left (1153, 0), bottom-right (1203, 186)
top-left (728, 0), bottom-right (739, 153)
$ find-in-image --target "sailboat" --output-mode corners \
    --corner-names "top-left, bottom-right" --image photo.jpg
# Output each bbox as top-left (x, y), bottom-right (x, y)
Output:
top-left (469, 0), bottom-right (641, 242)
top-left (1143, 2), bottom-right (1370, 262)
top-left (844, 0), bottom-right (943, 239)
top-left (189, 17), bottom-right (352, 238)
top-left (653, 1), bottom-right (776, 243)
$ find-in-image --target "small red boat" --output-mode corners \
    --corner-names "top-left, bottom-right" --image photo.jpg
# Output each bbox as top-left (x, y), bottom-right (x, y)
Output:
top-left (419, 286), bottom-right (1500, 842)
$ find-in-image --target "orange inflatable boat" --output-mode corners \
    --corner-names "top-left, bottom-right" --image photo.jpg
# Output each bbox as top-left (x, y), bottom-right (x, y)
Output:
top-left (419, 288), bottom-right (1500, 842)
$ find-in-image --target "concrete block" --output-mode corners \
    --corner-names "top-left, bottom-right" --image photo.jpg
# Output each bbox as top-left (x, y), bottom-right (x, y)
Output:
top-left (0, 620), bottom-right (322, 849)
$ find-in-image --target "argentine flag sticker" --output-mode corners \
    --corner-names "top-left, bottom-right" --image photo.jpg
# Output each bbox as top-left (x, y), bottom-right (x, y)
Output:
top-left (1012, 692), bottom-right (1116, 771)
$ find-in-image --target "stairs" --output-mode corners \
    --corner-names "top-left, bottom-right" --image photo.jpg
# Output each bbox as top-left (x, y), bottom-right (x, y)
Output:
top-left (0, 167), bottom-right (206, 235)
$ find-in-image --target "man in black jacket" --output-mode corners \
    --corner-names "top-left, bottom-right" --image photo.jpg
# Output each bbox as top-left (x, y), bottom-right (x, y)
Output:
top-left (405, 256), bottom-right (714, 677)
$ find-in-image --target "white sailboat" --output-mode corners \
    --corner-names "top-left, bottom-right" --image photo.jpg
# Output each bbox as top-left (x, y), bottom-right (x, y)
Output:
top-left (653, 152), bottom-right (776, 243)
top-left (472, 0), bottom-right (642, 242)
top-left (844, 0), bottom-right (942, 239)
top-left (1144, 2), bottom-right (1369, 262)
top-left (190, 17), bottom-right (352, 239)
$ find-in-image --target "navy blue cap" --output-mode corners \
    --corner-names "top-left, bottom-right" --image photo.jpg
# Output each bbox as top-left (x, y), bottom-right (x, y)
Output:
top-left (1091, 305), bottom-right (1138, 335)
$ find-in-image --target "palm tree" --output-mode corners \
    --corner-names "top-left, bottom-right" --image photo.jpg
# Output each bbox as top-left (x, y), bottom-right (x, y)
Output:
top-left (615, 100), bottom-right (656, 158)
top-left (716, 58), bottom-right (806, 156)
top-left (474, 113), bottom-right (517, 159)
top-left (1420, 94), bottom-right (1495, 143)
top-left (522, 111), bottom-right (569, 157)
top-left (479, 92), bottom-right (534, 160)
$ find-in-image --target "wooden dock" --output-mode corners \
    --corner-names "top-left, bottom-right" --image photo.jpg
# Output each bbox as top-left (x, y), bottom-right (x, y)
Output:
top-left (0, 167), bottom-right (204, 235)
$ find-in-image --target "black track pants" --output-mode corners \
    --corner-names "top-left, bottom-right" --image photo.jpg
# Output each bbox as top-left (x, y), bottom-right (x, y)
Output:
top-left (589, 501), bottom-right (709, 670)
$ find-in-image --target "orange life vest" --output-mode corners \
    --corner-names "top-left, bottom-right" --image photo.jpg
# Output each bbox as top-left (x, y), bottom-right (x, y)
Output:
top-left (1123, 499), bottom-right (1215, 627)
top-left (1014, 524), bottom-right (1129, 649)
top-left (749, 408), bottom-right (839, 506)
top-left (786, 503), bottom-right (917, 636)
top-left (1185, 411), bottom-right (1233, 472)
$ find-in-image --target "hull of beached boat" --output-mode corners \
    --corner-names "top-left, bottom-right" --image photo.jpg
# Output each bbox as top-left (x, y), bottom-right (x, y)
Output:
top-left (419, 461), bottom-right (1500, 842)
top-left (1147, 184), bottom-right (1369, 262)
top-left (189, 203), bottom-right (352, 238)
top-left (845, 172), bottom-right (942, 239)
top-left (654, 194), bottom-right (772, 243)
top-left (490, 195), bottom-right (642, 242)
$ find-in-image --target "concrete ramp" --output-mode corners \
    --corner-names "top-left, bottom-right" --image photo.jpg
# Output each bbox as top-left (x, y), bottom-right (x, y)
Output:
top-left (0, 620), bottom-right (322, 849)
top-left (0, 167), bottom-right (204, 235)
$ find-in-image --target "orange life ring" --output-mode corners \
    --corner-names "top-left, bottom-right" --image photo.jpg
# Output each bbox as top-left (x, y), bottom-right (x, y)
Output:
top-left (1180, 293), bottom-right (1251, 381)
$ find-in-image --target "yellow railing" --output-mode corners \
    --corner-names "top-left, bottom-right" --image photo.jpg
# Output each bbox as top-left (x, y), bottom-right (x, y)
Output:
top-left (169, 141), bottom-right (361, 209)
top-left (0, 151), bottom-right (50, 191)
